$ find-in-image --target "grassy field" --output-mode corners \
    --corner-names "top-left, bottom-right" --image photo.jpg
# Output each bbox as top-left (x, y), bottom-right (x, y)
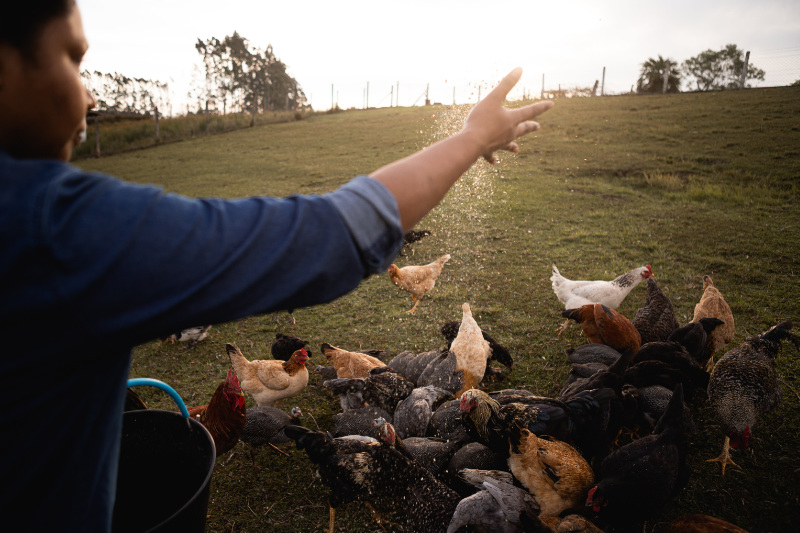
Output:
top-left (79, 86), bottom-right (800, 533)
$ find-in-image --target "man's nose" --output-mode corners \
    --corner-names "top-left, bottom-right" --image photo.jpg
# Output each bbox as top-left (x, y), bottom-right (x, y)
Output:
top-left (85, 86), bottom-right (97, 110)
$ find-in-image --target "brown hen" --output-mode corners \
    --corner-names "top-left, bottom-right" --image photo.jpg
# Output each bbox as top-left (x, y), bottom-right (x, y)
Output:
top-left (320, 342), bottom-right (386, 379)
top-left (562, 303), bottom-right (641, 354)
top-left (388, 253), bottom-right (450, 313)
top-left (692, 275), bottom-right (735, 370)
top-left (507, 426), bottom-right (595, 517)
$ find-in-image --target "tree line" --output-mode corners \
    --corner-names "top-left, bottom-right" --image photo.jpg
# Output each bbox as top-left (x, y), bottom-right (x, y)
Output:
top-left (81, 42), bottom-right (769, 116)
top-left (81, 32), bottom-right (305, 117)
top-left (81, 71), bottom-right (170, 115)
top-left (192, 32), bottom-right (306, 115)
top-left (636, 44), bottom-right (765, 94)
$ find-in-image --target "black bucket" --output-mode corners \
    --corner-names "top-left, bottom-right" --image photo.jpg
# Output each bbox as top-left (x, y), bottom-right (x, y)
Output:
top-left (112, 379), bottom-right (216, 533)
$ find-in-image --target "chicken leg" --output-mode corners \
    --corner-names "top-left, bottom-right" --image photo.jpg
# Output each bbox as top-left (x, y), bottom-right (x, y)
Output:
top-left (326, 506), bottom-right (335, 533)
top-left (407, 296), bottom-right (421, 314)
top-left (706, 436), bottom-right (740, 475)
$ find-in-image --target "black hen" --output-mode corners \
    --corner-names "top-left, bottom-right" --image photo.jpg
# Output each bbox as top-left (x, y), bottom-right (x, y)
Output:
top-left (667, 318), bottom-right (725, 369)
top-left (586, 383), bottom-right (691, 528)
top-left (270, 332), bottom-right (310, 361)
top-left (631, 341), bottom-right (709, 396)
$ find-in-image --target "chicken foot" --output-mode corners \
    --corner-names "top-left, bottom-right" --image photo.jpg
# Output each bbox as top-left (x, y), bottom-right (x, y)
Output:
top-left (706, 436), bottom-right (740, 475)
top-left (363, 502), bottom-right (399, 531)
top-left (407, 297), bottom-right (421, 314)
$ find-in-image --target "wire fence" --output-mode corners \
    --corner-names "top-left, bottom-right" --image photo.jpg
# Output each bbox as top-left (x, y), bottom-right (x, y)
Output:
top-left (310, 48), bottom-right (800, 111)
top-left (749, 46), bottom-right (800, 87)
top-left (77, 48), bottom-right (800, 158)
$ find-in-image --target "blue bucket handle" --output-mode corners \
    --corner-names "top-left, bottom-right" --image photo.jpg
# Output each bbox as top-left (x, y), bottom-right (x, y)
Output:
top-left (127, 378), bottom-right (190, 419)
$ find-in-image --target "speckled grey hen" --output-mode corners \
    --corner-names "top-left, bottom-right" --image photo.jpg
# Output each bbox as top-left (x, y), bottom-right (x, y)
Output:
top-left (331, 405), bottom-right (393, 438)
top-left (240, 405), bottom-right (302, 467)
top-left (447, 469), bottom-right (540, 533)
top-left (707, 321), bottom-right (800, 475)
top-left (393, 385), bottom-right (453, 438)
top-left (416, 349), bottom-right (464, 394)
top-left (632, 277), bottom-right (680, 344)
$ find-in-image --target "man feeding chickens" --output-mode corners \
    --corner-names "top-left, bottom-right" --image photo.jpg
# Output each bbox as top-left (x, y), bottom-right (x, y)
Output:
top-left (0, 2), bottom-right (553, 530)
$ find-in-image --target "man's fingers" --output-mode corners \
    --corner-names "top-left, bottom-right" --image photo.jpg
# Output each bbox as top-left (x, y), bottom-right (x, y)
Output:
top-left (512, 100), bottom-right (554, 123)
top-left (485, 67), bottom-right (524, 104)
top-left (515, 121), bottom-right (541, 138)
top-left (483, 141), bottom-right (521, 164)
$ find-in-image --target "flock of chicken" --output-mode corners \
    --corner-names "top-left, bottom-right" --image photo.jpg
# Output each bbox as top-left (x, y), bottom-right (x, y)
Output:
top-left (132, 253), bottom-right (800, 533)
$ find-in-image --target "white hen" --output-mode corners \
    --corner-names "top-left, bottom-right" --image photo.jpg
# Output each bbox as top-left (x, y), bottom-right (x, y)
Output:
top-left (450, 303), bottom-right (492, 398)
top-left (551, 264), bottom-right (653, 335)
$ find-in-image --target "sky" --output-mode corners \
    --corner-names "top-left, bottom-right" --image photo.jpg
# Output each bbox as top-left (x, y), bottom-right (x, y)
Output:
top-left (78, 0), bottom-right (800, 115)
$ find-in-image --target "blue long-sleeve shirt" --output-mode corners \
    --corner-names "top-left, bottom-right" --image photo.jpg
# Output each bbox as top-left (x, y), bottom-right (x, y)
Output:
top-left (0, 149), bottom-right (403, 531)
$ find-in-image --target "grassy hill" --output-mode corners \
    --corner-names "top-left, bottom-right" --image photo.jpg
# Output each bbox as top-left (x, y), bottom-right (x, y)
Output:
top-left (79, 86), bottom-right (800, 532)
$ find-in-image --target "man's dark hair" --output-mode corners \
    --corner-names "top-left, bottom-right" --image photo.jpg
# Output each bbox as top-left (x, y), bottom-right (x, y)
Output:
top-left (0, 1), bottom-right (75, 60)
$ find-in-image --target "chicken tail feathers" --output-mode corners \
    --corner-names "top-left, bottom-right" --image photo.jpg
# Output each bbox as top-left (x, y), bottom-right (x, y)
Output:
top-left (652, 383), bottom-right (686, 436)
top-left (608, 348), bottom-right (636, 377)
top-left (760, 321), bottom-right (800, 351)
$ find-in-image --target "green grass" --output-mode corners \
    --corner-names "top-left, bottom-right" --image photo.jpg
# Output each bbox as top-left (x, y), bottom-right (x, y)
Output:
top-left (79, 87), bottom-right (800, 532)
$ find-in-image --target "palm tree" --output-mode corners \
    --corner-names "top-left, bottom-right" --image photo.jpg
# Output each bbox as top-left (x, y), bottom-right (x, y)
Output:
top-left (637, 56), bottom-right (681, 94)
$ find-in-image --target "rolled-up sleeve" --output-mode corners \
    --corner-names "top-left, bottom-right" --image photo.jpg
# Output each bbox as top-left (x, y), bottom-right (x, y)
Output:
top-left (325, 175), bottom-right (404, 273)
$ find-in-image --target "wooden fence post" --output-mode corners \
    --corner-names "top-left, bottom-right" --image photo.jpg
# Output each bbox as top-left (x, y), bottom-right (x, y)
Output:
top-left (601, 67), bottom-right (606, 96)
top-left (205, 100), bottom-right (210, 133)
top-left (541, 73), bottom-right (545, 99)
top-left (662, 61), bottom-right (670, 94)
top-left (739, 51), bottom-right (750, 89)
top-left (154, 106), bottom-right (160, 139)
